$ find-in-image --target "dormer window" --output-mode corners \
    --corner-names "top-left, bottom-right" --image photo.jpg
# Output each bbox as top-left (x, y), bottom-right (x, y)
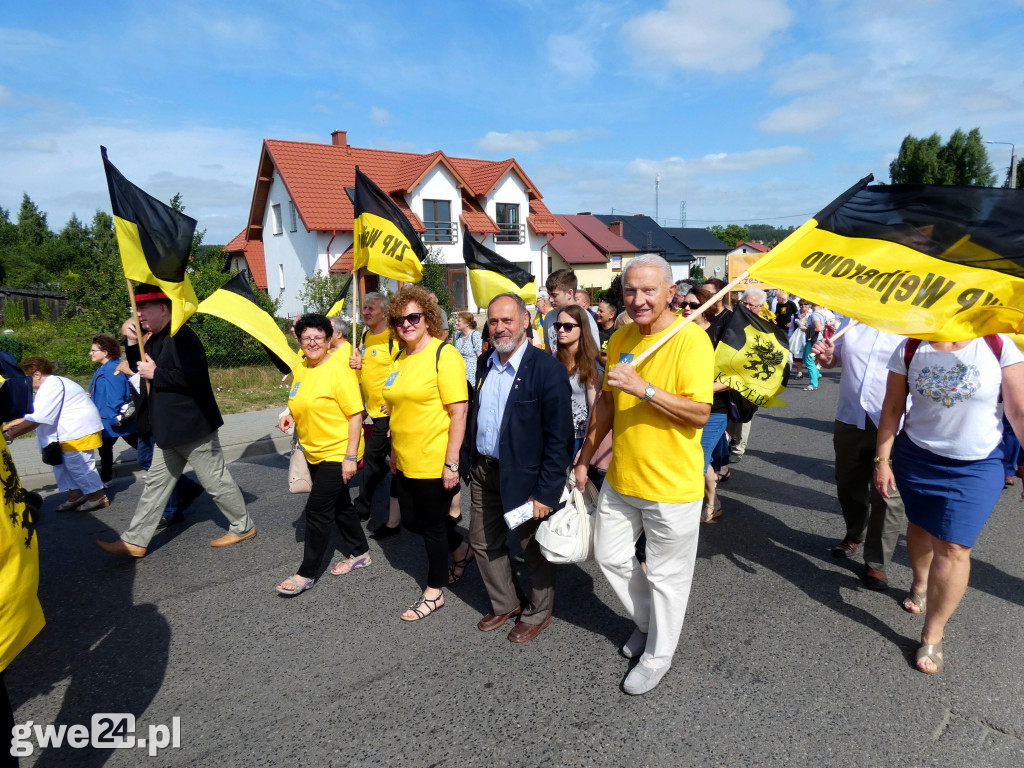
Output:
top-left (495, 203), bottom-right (522, 243)
top-left (423, 200), bottom-right (454, 243)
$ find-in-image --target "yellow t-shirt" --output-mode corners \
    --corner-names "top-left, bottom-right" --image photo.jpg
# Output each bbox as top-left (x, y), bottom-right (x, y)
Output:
top-left (383, 338), bottom-right (467, 479)
top-left (288, 353), bottom-right (365, 464)
top-left (359, 328), bottom-right (397, 419)
top-left (604, 318), bottom-right (714, 502)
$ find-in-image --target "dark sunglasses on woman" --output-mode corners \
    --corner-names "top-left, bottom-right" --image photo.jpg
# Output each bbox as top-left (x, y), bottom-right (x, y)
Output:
top-left (553, 322), bottom-right (580, 331)
top-left (390, 312), bottom-right (423, 327)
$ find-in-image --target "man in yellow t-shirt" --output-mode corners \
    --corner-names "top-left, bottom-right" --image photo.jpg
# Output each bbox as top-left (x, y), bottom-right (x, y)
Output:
top-left (348, 292), bottom-right (398, 530)
top-left (574, 255), bottom-right (714, 696)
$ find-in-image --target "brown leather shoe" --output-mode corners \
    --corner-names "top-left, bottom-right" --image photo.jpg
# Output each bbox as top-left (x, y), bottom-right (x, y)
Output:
top-left (864, 567), bottom-right (889, 591)
top-left (477, 607), bottom-right (522, 632)
top-left (210, 528), bottom-right (257, 547)
top-left (508, 615), bottom-right (553, 643)
top-left (830, 537), bottom-right (861, 558)
top-left (96, 539), bottom-right (146, 558)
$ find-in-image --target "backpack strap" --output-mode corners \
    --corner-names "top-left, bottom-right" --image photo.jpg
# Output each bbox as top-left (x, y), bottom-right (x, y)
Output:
top-left (903, 339), bottom-right (922, 370)
top-left (983, 333), bottom-right (1003, 360)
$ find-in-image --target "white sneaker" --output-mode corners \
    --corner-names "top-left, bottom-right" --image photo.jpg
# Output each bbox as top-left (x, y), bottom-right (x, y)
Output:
top-left (623, 660), bottom-right (670, 695)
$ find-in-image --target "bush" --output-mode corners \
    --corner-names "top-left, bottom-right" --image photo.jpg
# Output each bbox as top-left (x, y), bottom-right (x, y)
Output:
top-left (0, 335), bottom-right (24, 361)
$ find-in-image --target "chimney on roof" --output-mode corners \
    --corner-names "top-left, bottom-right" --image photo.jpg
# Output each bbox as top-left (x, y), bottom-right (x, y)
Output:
top-left (331, 130), bottom-right (348, 147)
top-left (576, 211), bottom-right (591, 216)
top-left (608, 221), bottom-right (624, 238)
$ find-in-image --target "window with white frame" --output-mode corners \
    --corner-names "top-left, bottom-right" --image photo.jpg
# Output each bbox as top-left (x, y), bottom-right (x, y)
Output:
top-left (288, 201), bottom-right (297, 232)
top-left (611, 255), bottom-right (622, 271)
top-left (271, 204), bottom-right (282, 235)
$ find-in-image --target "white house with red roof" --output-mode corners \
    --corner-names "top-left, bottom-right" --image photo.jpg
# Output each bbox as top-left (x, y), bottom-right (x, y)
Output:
top-left (227, 130), bottom-right (564, 315)
top-left (547, 214), bottom-right (640, 291)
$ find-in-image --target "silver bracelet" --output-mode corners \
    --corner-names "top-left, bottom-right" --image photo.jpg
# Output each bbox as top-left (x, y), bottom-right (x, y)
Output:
top-left (343, 455), bottom-right (358, 462)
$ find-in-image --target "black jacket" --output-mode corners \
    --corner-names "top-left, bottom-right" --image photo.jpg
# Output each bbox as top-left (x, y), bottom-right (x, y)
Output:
top-left (127, 325), bottom-right (223, 448)
top-left (461, 342), bottom-right (574, 512)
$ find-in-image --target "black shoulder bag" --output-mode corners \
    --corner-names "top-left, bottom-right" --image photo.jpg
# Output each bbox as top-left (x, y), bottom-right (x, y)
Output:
top-left (40, 379), bottom-right (67, 466)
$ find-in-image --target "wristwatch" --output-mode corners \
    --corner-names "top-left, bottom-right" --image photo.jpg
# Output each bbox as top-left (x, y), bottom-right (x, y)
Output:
top-left (444, 462), bottom-right (460, 472)
top-left (640, 383), bottom-right (656, 402)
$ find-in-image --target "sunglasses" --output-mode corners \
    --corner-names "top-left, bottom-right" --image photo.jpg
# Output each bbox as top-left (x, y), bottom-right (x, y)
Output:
top-left (682, 302), bottom-right (701, 311)
top-left (390, 312), bottom-right (424, 327)
top-left (553, 322), bottom-right (580, 332)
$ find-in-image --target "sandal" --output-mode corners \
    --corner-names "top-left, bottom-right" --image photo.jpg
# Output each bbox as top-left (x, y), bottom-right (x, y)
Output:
top-left (401, 593), bottom-right (445, 622)
top-left (717, 467), bottom-right (731, 483)
top-left (701, 499), bottom-right (722, 523)
top-left (448, 546), bottom-right (476, 584)
top-left (902, 590), bottom-right (927, 614)
top-left (332, 553), bottom-right (372, 575)
top-left (276, 575), bottom-right (314, 596)
top-left (803, 385), bottom-right (817, 391)
top-left (915, 639), bottom-right (943, 674)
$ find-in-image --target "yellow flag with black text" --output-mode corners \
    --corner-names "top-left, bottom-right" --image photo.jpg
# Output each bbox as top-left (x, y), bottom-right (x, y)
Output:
top-left (352, 168), bottom-right (425, 283)
top-left (746, 175), bottom-right (1024, 341)
top-left (196, 272), bottom-right (301, 374)
top-left (101, 147), bottom-right (198, 335)
top-left (463, 227), bottom-right (537, 306)
top-left (714, 306), bottom-right (790, 407)
top-left (0, 438), bottom-right (44, 671)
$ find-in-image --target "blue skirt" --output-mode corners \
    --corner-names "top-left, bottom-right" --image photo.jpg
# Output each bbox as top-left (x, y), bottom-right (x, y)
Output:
top-left (893, 432), bottom-right (1003, 547)
top-left (701, 412), bottom-right (729, 473)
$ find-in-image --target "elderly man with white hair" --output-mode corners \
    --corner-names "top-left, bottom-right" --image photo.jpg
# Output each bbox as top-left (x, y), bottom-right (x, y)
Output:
top-left (725, 287), bottom-right (768, 461)
top-left (575, 254), bottom-right (715, 695)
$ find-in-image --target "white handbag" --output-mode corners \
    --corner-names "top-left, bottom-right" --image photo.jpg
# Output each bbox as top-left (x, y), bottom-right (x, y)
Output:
top-left (288, 438), bottom-right (312, 494)
top-left (536, 477), bottom-right (600, 564)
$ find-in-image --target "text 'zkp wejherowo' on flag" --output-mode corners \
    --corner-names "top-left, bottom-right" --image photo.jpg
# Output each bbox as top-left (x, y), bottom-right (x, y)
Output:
top-left (101, 146), bottom-right (198, 335)
top-left (352, 167), bottom-right (425, 283)
top-left (326, 274), bottom-right (353, 318)
top-left (745, 174), bottom-right (1024, 341)
top-left (714, 306), bottom-right (790, 407)
top-left (195, 272), bottom-right (301, 374)
top-left (463, 226), bottom-right (538, 306)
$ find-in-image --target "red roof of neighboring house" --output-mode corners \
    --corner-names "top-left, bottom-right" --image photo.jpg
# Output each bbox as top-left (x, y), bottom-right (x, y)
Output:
top-left (734, 241), bottom-right (769, 252)
top-left (560, 214), bottom-right (637, 253)
top-left (223, 229), bottom-right (267, 289)
top-left (528, 200), bottom-right (565, 236)
top-left (329, 244), bottom-right (354, 273)
top-left (246, 137), bottom-right (548, 242)
top-left (460, 195), bottom-right (500, 235)
top-left (549, 215), bottom-right (608, 264)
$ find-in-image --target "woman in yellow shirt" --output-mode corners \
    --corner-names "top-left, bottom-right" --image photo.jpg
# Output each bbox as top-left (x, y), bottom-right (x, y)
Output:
top-left (275, 314), bottom-right (367, 596)
top-left (383, 286), bottom-right (470, 621)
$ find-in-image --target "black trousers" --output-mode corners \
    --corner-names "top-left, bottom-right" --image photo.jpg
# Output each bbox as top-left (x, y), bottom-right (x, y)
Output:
top-left (1, 671), bottom-right (16, 768)
top-left (354, 417), bottom-right (391, 519)
top-left (297, 461), bottom-right (368, 579)
top-left (98, 433), bottom-right (139, 483)
top-left (394, 471), bottom-right (462, 589)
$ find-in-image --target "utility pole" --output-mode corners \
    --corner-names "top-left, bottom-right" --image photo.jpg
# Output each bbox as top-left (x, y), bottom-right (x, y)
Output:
top-left (679, 200), bottom-right (686, 228)
top-left (983, 140), bottom-right (1017, 188)
top-left (655, 175), bottom-right (660, 224)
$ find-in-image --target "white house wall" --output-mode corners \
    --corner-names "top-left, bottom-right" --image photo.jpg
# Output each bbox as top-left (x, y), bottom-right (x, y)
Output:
top-left (262, 169), bottom-right (321, 316)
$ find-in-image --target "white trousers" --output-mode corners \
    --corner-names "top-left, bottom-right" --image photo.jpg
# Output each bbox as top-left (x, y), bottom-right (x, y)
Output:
top-left (594, 485), bottom-right (701, 668)
top-left (53, 450), bottom-right (103, 495)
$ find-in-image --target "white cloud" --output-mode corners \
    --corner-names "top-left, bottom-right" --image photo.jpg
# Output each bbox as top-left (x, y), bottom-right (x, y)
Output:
top-left (369, 106), bottom-right (390, 126)
top-left (757, 96), bottom-right (845, 133)
top-left (476, 129), bottom-right (588, 154)
top-left (622, 0), bottom-right (792, 74)
top-left (629, 146), bottom-right (811, 178)
top-left (769, 54), bottom-right (847, 95)
top-left (546, 34), bottom-right (598, 79)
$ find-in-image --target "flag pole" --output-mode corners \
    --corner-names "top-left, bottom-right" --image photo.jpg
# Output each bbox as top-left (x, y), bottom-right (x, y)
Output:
top-left (808, 319), bottom-right (858, 361)
top-left (125, 279), bottom-right (149, 393)
top-left (351, 270), bottom-right (359, 349)
top-left (629, 271), bottom-right (749, 369)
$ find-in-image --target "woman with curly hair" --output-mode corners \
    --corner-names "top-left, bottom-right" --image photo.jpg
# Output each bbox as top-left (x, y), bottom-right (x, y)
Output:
top-left (554, 303), bottom-right (602, 458)
top-left (383, 285), bottom-right (471, 621)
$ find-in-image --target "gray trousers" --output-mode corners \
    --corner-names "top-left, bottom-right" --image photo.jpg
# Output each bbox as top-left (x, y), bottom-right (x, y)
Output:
top-left (833, 419), bottom-right (905, 571)
top-left (468, 459), bottom-right (555, 625)
top-left (122, 431), bottom-right (252, 548)
top-left (727, 420), bottom-right (751, 455)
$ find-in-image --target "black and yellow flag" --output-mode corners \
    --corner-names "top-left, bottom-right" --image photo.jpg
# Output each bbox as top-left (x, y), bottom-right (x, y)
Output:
top-left (326, 274), bottom-right (353, 318)
top-left (463, 227), bottom-right (538, 306)
top-left (714, 306), bottom-right (790, 407)
top-left (746, 175), bottom-right (1024, 341)
top-left (196, 272), bottom-right (301, 374)
top-left (101, 147), bottom-right (198, 335)
top-left (352, 167), bottom-right (425, 283)
top-left (0, 440), bottom-right (44, 671)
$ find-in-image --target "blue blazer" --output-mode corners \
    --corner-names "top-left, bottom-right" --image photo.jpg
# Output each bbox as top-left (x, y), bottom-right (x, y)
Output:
top-left (461, 343), bottom-right (574, 512)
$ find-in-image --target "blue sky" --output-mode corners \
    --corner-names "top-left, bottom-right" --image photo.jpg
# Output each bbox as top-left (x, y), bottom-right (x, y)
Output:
top-left (2, 0), bottom-right (1022, 244)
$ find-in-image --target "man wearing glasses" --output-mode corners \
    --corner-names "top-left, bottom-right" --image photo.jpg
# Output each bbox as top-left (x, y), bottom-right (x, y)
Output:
top-left (727, 288), bottom-right (769, 461)
top-left (97, 285), bottom-right (255, 557)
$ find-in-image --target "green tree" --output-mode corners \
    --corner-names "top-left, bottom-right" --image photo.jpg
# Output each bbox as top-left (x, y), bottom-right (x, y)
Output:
top-left (297, 271), bottom-right (351, 314)
top-left (688, 265), bottom-right (706, 284)
top-left (61, 211), bottom-right (130, 333)
top-left (889, 128), bottom-right (996, 186)
top-left (707, 224), bottom-right (749, 248)
top-left (416, 246), bottom-right (453, 318)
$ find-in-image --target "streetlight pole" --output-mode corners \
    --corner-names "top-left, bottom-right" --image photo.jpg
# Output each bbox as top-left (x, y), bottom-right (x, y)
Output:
top-left (983, 140), bottom-right (1017, 188)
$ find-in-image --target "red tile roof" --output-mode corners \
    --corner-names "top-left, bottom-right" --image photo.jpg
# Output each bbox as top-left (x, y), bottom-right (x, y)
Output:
top-left (329, 244), bottom-right (354, 273)
top-left (561, 214), bottom-right (637, 253)
top-left (223, 229), bottom-right (267, 289)
top-left (528, 200), bottom-right (565, 236)
top-left (735, 241), bottom-right (770, 252)
top-left (460, 195), bottom-right (499, 235)
top-left (549, 215), bottom-right (609, 264)
top-left (245, 137), bottom-right (548, 242)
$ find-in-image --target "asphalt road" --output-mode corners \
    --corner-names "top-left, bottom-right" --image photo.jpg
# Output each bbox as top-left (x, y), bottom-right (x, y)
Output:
top-left (7, 368), bottom-right (1024, 767)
